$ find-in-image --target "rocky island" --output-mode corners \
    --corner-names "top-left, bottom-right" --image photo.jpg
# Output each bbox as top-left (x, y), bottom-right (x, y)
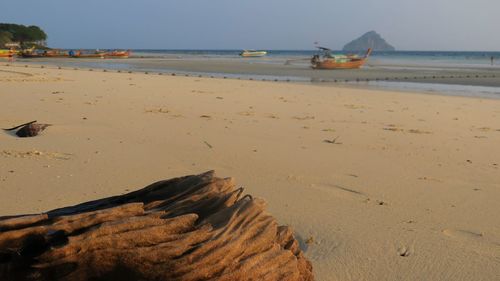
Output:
top-left (343, 31), bottom-right (395, 51)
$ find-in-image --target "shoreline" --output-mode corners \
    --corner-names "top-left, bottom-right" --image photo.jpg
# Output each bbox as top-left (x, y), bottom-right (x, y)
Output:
top-left (2, 60), bottom-right (500, 100)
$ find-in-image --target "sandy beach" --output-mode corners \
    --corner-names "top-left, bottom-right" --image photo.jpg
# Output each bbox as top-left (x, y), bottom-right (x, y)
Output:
top-left (1, 64), bottom-right (499, 280)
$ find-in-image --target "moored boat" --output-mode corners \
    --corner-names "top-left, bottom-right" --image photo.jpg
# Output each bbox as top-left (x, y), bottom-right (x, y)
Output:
top-left (69, 50), bottom-right (105, 58)
top-left (240, 50), bottom-right (267, 57)
top-left (20, 53), bottom-right (44, 58)
top-left (19, 48), bottom-right (45, 58)
top-left (311, 47), bottom-right (372, 69)
top-left (43, 50), bottom-right (69, 58)
top-left (0, 49), bottom-right (15, 58)
top-left (105, 50), bottom-right (131, 58)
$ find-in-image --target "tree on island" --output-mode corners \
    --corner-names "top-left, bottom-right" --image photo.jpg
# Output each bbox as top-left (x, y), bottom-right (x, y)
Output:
top-left (0, 23), bottom-right (48, 48)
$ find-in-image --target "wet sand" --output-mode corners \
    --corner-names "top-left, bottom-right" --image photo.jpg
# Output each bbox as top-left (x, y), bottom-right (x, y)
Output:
top-left (1, 65), bottom-right (499, 280)
top-left (9, 56), bottom-right (500, 89)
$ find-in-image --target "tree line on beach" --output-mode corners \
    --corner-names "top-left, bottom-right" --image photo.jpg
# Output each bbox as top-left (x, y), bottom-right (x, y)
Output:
top-left (0, 23), bottom-right (47, 49)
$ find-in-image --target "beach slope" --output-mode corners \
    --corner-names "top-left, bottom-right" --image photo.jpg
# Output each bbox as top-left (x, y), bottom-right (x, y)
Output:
top-left (0, 65), bottom-right (499, 280)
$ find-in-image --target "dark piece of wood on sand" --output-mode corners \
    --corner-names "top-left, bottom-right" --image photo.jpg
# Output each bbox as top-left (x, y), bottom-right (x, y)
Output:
top-left (0, 171), bottom-right (314, 281)
top-left (3, 120), bottom-right (51, 137)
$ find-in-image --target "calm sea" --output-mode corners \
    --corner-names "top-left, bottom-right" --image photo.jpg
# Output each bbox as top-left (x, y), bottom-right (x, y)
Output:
top-left (14, 49), bottom-right (500, 98)
top-left (131, 49), bottom-right (500, 68)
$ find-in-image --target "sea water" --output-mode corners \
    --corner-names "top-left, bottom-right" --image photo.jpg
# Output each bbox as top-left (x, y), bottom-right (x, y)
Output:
top-left (132, 49), bottom-right (500, 67)
top-left (13, 50), bottom-right (500, 98)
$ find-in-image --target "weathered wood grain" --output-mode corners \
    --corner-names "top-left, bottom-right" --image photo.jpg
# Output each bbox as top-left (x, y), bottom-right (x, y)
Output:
top-left (0, 171), bottom-right (313, 281)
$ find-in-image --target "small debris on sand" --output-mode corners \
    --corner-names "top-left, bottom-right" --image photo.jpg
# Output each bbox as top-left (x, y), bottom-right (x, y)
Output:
top-left (3, 121), bottom-right (51, 138)
top-left (324, 137), bottom-right (342, 144)
top-left (204, 141), bottom-right (213, 149)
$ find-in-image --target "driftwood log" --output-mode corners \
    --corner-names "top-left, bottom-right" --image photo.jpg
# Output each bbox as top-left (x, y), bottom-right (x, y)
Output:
top-left (3, 121), bottom-right (51, 138)
top-left (0, 171), bottom-right (313, 281)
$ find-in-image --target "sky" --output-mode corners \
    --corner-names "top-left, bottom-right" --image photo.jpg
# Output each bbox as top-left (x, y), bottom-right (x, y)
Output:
top-left (2, 0), bottom-right (499, 51)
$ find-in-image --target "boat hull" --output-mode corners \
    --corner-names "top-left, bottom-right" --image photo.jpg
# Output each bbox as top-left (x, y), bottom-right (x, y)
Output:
top-left (311, 48), bottom-right (372, 70)
top-left (44, 51), bottom-right (69, 58)
top-left (44, 54), bottom-right (69, 58)
top-left (240, 51), bottom-right (267, 57)
top-left (105, 51), bottom-right (130, 58)
top-left (20, 53), bottom-right (45, 58)
top-left (0, 50), bottom-right (14, 58)
top-left (312, 58), bottom-right (367, 70)
top-left (71, 54), bottom-right (105, 59)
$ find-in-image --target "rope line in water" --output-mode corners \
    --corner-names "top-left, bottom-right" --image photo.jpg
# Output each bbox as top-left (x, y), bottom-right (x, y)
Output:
top-left (0, 63), bottom-right (497, 83)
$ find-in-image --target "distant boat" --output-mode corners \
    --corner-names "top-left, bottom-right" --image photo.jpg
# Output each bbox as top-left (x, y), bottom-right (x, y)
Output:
top-left (70, 50), bottom-right (105, 59)
top-left (240, 50), bottom-right (267, 57)
top-left (43, 50), bottom-right (69, 58)
top-left (311, 47), bottom-right (372, 69)
top-left (0, 49), bottom-right (14, 58)
top-left (19, 49), bottom-right (70, 58)
top-left (105, 50), bottom-right (131, 58)
top-left (19, 48), bottom-right (45, 58)
top-left (20, 53), bottom-right (44, 58)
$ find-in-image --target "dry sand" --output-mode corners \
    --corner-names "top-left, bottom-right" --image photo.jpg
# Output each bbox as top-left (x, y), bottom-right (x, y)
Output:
top-left (1, 64), bottom-right (499, 280)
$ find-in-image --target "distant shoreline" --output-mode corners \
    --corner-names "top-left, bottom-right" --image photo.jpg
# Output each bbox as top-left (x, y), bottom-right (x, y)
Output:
top-left (4, 52), bottom-right (500, 99)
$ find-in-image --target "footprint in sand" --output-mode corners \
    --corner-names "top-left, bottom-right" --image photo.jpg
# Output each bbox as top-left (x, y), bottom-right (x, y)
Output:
top-left (265, 114), bottom-right (280, 119)
top-left (383, 124), bottom-right (403, 132)
top-left (442, 229), bottom-right (484, 240)
top-left (144, 108), bottom-right (170, 114)
top-left (417, 177), bottom-right (443, 183)
top-left (474, 127), bottom-right (492, 132)
top-left (238, 111), bottom-right (255, 117)
top-left (344, 104), bottom-right (367, 109)
top-left (292, 116), bottom-right (315, 121)
top-left (407, 129), bottom-right (432, 134)
top-left (397, 245), bottom-right (413, 257)
top-left (278, 96), bottom-right (290, 103)
top-left (84, 100), bottom-right (99, 106)
top-left (383, 127), bottom-right (404, 132)
top-left (191, 90), bottom-right (214, 94)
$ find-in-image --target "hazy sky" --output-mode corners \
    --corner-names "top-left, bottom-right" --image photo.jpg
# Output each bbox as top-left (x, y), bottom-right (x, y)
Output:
top-left (2, 0), bottom-right (499, 51)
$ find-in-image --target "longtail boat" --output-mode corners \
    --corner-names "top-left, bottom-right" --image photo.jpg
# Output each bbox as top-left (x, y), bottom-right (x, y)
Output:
top-left (43, 50), bottom-right (69, 58)
top-left (311, 47), bottom-right (372, 69)
top-left (105, 50), bottom-right (131, 58)
top-left (0, 49), bottom-right (15, 58)
top-left (20, 53), bottom-right (44, 58)
top-left (70, 50), bottom-right (105, 59)
top-left (240, 50), bottom-right (267, 57)
top-left (19, 48), bottom-right (45, 58)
